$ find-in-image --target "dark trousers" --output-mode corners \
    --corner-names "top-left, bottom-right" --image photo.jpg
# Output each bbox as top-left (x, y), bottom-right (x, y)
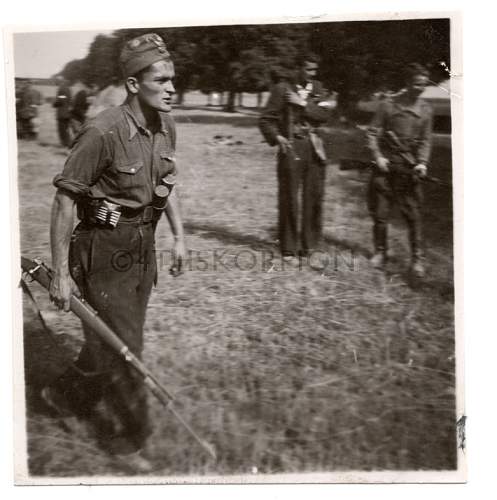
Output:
top-left (53, 221), bottom-right (156, 454)
top-left (277, 137), bottom-right (325, 256)
top-left (57, 118), bottom-right (72, 148)
top-left (18, 118), bottom-right (37, 139)
top-left (368, 170), bottom-right (423, 257)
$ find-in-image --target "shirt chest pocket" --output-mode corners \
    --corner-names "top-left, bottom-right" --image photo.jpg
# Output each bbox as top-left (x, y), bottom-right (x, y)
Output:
top-left (113, 160), bottom-right (145, 188)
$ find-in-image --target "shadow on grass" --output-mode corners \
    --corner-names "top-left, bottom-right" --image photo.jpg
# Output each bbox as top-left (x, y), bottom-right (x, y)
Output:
top-left (184, 221), bottom-right (453, 298)
top-left (23, 316), bottom-right (74, 389)
top-left (184, 221), bottom-right (276, 251)
top-left (322, 233), bottom-right (371, 259)
top-left (185, 220), bottom-right (372, 258)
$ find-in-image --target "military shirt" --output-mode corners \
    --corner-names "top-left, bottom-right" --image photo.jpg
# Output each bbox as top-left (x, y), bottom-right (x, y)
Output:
top-left (53, 103), bottom-right (177, 209)
top-left (367, 93), bottom-right (433, 165)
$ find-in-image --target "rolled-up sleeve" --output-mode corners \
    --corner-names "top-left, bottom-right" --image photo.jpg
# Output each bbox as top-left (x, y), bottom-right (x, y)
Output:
top-left (53, 125), bottom-right (109, 197)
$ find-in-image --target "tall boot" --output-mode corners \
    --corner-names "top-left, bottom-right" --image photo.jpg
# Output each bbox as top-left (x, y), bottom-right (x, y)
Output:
top-left (371, 221), bottom-right (388, 269)
top-left (408, 221), bottom-right (424, 278)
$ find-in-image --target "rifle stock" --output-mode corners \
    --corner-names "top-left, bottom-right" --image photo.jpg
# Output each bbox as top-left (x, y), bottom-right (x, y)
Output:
top-left (20, 256), bottom-right (216, 460)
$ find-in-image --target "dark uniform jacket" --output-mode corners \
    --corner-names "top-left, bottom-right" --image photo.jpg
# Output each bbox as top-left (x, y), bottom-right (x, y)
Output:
top-left (259, 80), bottom-right (329, 146)
top-left (54, 103), bottom-right (177, 210)
top-left (53, 84), bottom-right (72, 120)
top-left (367, 93), bottom-right (433, 166)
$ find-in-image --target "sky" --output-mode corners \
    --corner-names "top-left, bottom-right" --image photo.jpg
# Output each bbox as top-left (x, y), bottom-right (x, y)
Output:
top-left (13, 29), bottom-right (113, 78)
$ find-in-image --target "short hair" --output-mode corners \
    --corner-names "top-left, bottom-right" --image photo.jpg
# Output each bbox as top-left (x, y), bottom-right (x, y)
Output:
top-left (297, 52), bottom-right (320, 67)
top-left (405, 63), bottom-right (430, 82)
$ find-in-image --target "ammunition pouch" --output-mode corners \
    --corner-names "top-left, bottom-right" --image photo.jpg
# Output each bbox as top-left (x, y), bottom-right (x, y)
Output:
top-left (77, 200), bottom-right (157, 227)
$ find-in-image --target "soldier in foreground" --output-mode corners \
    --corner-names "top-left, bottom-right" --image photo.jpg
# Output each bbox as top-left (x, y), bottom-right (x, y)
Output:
top-left (44, 33), bottom-right (185, 472)
top-left (259, 54), bottom-right (331, 262)
top-left (366, 63), bottom-right (433, 278)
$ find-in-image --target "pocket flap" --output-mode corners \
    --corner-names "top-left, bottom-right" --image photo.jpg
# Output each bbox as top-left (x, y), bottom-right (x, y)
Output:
top-left (160, 152), bottom-right (175, 162)
top-left (116, 162), bottom-right (143, 174)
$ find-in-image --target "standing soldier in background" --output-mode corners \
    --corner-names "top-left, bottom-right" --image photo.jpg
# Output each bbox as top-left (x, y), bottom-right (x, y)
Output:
top-left (53, 75), bottom-right (72, 147)
top-left (367, 63), bottom-right (433, 278)
top-left (43, 33), bottom-right (185, 472)
top-left (16, 79), bottom-right (42, 140)
top-left (70, 83), bottom-right (98, 136)
top-left (259, 54), bottom-right (332, 262)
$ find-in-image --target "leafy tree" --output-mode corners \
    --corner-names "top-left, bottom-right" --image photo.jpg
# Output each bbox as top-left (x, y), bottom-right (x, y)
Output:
top-left (83, 34), bottom-right (121, 88)
top-left (59, 58), bottom-right (88, 84)
top-left (60, 19), bottom-right (450, 115)
top-left (309, 19), bottom-right (451, 113)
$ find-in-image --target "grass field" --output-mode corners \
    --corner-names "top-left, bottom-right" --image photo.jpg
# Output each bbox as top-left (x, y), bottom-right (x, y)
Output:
top-left (18, 101), bottom-right (456, 478)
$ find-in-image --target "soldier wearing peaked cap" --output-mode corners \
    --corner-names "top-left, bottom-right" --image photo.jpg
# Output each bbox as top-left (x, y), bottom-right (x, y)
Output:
top-left (44, 33), bottom-right (185, 471)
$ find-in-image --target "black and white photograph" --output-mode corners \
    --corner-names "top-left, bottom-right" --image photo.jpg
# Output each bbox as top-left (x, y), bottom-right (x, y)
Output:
top-left (6, 9), bottom-right (464, 484)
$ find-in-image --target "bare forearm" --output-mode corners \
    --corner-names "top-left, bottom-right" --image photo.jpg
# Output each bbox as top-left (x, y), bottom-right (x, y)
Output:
top-left (50, 189), bottom-right (75, 275)
top-left (164, 190), bottom-right (184, 240)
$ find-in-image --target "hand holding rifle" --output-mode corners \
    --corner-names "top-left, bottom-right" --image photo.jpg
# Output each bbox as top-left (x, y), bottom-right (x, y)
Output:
top-left (413, 164), bottom-right (427, 178)
top-left (375, 156), bottom-right (390, 173)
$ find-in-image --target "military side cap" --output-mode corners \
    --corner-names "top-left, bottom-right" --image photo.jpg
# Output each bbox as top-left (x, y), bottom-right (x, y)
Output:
top-left (120, 33), bottom-right (170, 77)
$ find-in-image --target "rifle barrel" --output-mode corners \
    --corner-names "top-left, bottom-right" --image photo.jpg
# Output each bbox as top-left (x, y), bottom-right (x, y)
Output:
top-left (20, 256), bottom-right (216, 460)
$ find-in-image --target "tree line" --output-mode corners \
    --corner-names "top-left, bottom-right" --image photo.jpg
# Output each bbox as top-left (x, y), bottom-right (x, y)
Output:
top-left (59, 19), bottom-right (450, 113)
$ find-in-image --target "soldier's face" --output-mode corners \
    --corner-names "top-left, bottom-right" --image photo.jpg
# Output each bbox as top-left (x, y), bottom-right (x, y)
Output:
top-left (409, 75), bottom-right (429, 98)
top-left (137, 60), bottom-right (176, 113)
top-left (300, 61), bottom-right (318, 83)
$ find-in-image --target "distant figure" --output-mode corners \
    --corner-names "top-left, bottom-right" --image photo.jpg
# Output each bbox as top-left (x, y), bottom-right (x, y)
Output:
top-left (259, 54), bottom-right (332, 261)
top-left (53, 76), bottom-right (73, 147)
top-left (16, 79), bottom-right (42, 140)
top-left (70, 83), bottom-right (98, 136)
top-left (366, 63), bottom-right (433, 278)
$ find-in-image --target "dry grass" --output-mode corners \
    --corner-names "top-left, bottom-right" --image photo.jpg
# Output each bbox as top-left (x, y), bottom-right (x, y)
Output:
top-left (19, 102), bottom-right (456, 478)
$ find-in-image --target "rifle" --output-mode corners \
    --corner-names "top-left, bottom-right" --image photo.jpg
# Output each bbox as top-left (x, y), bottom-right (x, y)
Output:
top-left (339, 153), bottom-right (451, 188)
top-left (20, 256), bottom-right (216, 460)
top-left (382, 130), bottom-right (451, 187)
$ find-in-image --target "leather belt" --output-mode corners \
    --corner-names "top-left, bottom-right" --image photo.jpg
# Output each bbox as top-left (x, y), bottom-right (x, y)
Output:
top-left (119, 205), bottom-right (155, 223)
top-left (78, 202), bottom-right (156, 226)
